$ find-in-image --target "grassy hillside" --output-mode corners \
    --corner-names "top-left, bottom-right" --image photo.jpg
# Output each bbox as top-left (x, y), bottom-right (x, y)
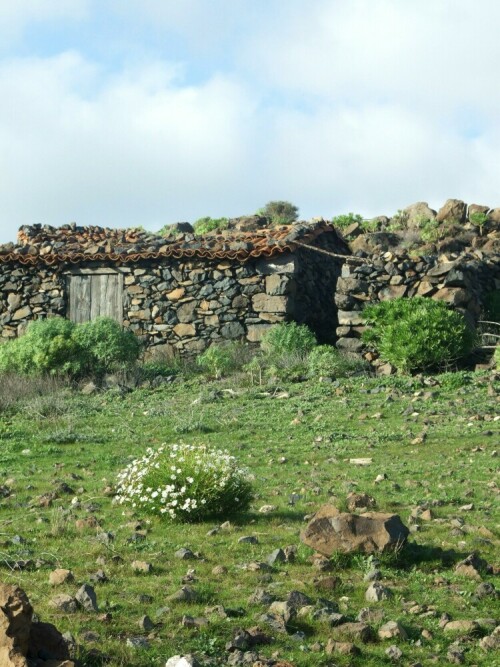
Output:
top-left (0, 368), bottom-right (498, 666)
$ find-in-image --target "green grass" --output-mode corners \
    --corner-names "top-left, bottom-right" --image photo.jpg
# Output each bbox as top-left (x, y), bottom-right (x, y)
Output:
top-left (0, 369), bottom-right (498, 666)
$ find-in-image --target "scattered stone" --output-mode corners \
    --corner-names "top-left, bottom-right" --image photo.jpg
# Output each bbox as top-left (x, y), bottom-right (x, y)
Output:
top-left (75, 584), bottom-right (98, 612)
top-left (325, 639), bottom-right (361, 656)
top-left (330, 622), bottom-right (374, 643)
top-left (267, 549), bottom-right (286, 566)
top-left (443, 620), bottom-right (481, 635)
top-left (49, 569), bottom-right (74, 586)
top-left (346, 492), bottom-right (376, 511)
top-left (378, 621), bottom-right (408, 640)
top-left (212, 565), bottom-right (228, 576)
top-left (365, 582), bottom-right (393, 602)
top-left (169, 586), bottom-right (197, 603)
top-left (301, 505), bottom-right (409, 555)
top-left (238, 535), bottom-right (259, 545)
top-left (258, 505), bottom-right (276, 514)
top-left (447, 643), bottom-right (465, 664)
top-left (479, 625), bottom-right (500, 652)
top-left (50, 594), bottom-right (79, 613)
top-left (138, 615), bottom-right (155, 631)
top-left (131, 560), bottom-right (152, 574)
top-left (174, 547), bottom-right (195, 560)
top-left (126, 637), bottom-right (150, 649)
top-left (385, 644), bottom-right (403, 661)
top-left (475, 582), bottom-right (497, 599)
top-left (181, 615), bottom-right (208, 629)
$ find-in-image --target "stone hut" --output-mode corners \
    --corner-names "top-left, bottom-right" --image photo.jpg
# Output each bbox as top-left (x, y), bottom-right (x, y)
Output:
top-left (0, 220), bottom-right (350, 355)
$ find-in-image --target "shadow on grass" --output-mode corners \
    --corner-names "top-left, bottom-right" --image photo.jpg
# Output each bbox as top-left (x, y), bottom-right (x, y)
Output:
top-left (391, 541), bottom-right (469, 570)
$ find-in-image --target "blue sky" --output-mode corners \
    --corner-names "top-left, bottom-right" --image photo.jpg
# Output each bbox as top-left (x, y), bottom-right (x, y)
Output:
top-left (1, 0), bottom-right (499, 243)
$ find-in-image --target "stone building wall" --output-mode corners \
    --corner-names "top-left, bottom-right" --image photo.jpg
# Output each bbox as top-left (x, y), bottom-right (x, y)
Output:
top-left (0, 249), bottom-right (345, 354)
top-left (334, 250), bottom-right (500, 358)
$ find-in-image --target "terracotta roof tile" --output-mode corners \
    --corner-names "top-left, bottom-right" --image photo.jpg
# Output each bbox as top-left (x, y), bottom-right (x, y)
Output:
top-left (0, 221), bottom-right (342, 265)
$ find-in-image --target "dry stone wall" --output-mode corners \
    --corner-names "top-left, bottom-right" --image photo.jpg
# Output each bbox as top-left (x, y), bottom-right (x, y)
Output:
top-left (0, 255), bottom-right (308, 354)
top-left (335, 250), bottom-right (500, 359)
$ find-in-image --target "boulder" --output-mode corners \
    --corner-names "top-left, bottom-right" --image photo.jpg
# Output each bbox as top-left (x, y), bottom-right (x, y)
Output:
top-left (403, 202), bottom-right (437, 228)
top-left (301, 505), bottom-right (409, 555)
top-left (436, 199), bottom-right (467, 224)
top-left (0, 584), bottom-right (71, 667)
top-left (0, 584), bottom-right (32, 667)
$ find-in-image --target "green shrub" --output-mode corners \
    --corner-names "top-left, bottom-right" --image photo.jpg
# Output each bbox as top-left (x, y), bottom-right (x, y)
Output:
top-left (362, 297), bottom-right (477, 373)
top-left (0, 318), bottom-right (86, 376)
top-left (307, 345), bottom-right (368, 378)
top-left (495, 346), bottom-right (500, 369)
top-left (197, 344), bottom-right (236, 379)
top-left (0, 316), bottom-right (140, 378)
top-left (193, 217), bottom-right (229, 235)
top-left (115, 442), bottom-right (254, 522)
top-left (469, 211), bottom-right (488, 235)
top-left (257, 201), bottom-right (299, 226)
top-left (73, 317), bottom-right (140, 375)
top-left (261, 322), bottom-right (317, 358)
top-left (331, 213), bottom-right (364, 231)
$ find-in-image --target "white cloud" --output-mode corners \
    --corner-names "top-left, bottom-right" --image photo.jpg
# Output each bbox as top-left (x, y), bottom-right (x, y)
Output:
top-left (0, 1), bottom-right (499, 243)
top-left (0, 53), bottom-right (259, 242)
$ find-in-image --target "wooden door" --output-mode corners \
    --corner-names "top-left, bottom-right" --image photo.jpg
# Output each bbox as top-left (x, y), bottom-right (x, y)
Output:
top-left (68, 271), bottom-right (123, 324)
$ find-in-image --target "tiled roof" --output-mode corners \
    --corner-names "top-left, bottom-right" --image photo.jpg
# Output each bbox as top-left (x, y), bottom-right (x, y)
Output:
top-left (0, 220), bottom-right (344, 265)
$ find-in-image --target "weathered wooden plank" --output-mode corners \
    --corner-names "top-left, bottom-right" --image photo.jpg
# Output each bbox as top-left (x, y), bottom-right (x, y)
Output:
top-left (68, 272), bottom-right (123, 324)
top-left (63, 266), bottom-right (130, 275)
top-left (68, 275), bottom-right (91, 323)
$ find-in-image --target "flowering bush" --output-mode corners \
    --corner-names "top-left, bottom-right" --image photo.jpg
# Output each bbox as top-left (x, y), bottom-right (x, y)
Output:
top-left (115, 443), bottom-right (253, 522)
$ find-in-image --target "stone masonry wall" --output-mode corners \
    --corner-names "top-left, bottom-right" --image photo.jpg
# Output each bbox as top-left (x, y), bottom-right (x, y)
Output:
top-left (0, 253), bottom-right (314, 354)
top-left (0, 264), bottom-right (66, 339)
top-left (334, 250), bottom-right (500, 361)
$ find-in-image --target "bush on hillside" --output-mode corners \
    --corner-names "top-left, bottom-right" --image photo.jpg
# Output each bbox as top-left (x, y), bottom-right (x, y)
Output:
top-left (196, 343), bottom-right (236, 379)
top-left (0, 318), bottom-right (85, 376)
top-left (495, 346), bottom-right (500, 369)
top-left (257, 201), bottom-right (299, 226)
top-left (362, 297), bottom-right (477, 373)
top-left (193, 217), bottom-right (229, 235)
top-left (73, 317), bottom-right (140, 375)
top-left (115, 442), bottom-right (253, 522)
top-left (0, 316), bottom-right (140, 377)
top-left (261, 322), bottom-right (317, 358)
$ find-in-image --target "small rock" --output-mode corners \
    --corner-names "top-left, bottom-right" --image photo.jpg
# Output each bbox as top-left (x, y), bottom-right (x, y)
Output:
top-left (50, 594), bottom-right (78, 613)
top-left (131, 560), bottom-right (152, 574)
top-left (212, 565), bottom-right (227, 575)
top-left (378, 621), bottom-right (408, 640)
top-left (258, 505), bottom-right (276, 514)
top-left (165, 656), bottom-right (199, 667)
top-left (169, 586), bottom-right (197, 603)
top-left (49, 569), bottom-right (74, 586)
top-left (267, 549), bottom-right (286, 565)
top-left (365, 582), bottom-right (392, 602)
top-left (447, 643), bottom-right (465, 664)
top-left (138, 615), bottom-right (155, 631)
top-left (174, 547), bottom-right (195, 560)
top-left (385, 645), bottom-right (403, 661)
top-left (75, 584), bottom-right (98, 612)
top-left (126, 637), bottom-right (150, 649)
top-left (325, 639), bottom-right (361, 656)
top-left (444, 620), bottom-right (481, 635)
top-left (330, 622), bottom-right (374, 643)
top-left (238, 535), bottom-right (259, 544)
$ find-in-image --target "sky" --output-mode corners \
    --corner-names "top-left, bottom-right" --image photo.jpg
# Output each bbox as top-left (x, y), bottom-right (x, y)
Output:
top-left (1, 0), bottom-right (499, 243)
